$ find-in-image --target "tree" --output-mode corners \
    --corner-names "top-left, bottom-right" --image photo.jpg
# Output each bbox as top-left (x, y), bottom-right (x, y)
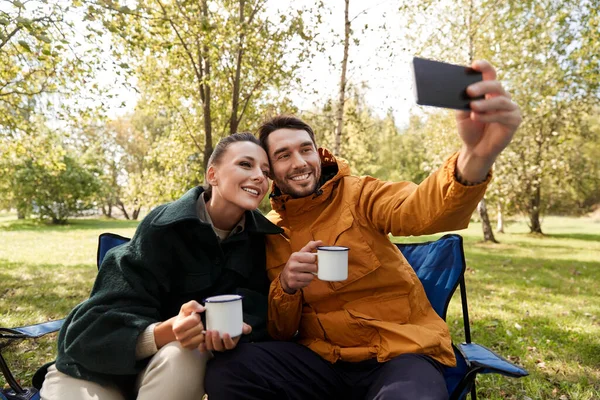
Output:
top-left (0, 0), bottom-right (101, 135)
top-left (399, 0), bottom-right (501, 241)
top-left (79, 104), bottom-right (167, 219)
top-left (400, 0), bottom-right (600, 234)
top-left (87, 0), bottom-right (315, 186)
top-left (0, 1), bottom-right (108, 219)
top-left (333, 0), bottom-right (350, 156)
top-left (303, 85), bottom-right (430, 184)
top-left (3, 130), bottom-right (102, 224)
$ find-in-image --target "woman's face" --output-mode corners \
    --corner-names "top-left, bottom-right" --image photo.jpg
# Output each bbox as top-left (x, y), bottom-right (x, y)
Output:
top-left (208, 141), bottom-right (270, 212)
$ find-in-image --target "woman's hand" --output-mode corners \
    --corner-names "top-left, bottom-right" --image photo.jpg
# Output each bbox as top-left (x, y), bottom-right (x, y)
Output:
top-left (172, 300), bottom-right (206, 350)
top-left (204, 323), bottom-right (252, 352)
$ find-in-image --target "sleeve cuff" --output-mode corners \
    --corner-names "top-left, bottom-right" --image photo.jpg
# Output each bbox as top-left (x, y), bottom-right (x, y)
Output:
top-left (271, 273), bottom-right (303, 303)
top-left (445, 152), bottom-right (493, 188)
top-left (135, 322), bottom-right (159, 360)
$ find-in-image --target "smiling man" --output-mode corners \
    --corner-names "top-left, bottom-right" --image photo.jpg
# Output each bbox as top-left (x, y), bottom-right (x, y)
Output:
top-left (205, 60), bottom-right (522, 400)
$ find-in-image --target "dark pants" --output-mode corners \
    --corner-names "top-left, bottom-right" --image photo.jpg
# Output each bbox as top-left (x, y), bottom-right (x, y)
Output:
top-left (205, 342), bottom-right (449, 400)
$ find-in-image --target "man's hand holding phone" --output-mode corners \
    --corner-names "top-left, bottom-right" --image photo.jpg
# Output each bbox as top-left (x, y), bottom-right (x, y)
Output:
top-left (412, 57), bottom-right (522, 183)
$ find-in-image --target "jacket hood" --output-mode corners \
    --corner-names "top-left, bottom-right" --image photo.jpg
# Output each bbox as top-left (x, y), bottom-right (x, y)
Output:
top-left (270, 148), bottom-right (351, 214)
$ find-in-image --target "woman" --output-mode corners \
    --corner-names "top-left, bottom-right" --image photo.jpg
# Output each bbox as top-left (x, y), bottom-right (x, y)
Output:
top-left (40, 133), bottom-right (281, 399)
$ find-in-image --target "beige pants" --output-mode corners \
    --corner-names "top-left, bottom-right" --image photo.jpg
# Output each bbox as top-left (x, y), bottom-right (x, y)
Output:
top-left (40, 342), bottom-right (211, 400)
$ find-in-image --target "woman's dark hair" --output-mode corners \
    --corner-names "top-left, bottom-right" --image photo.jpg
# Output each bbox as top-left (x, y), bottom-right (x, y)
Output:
top-left (257, 115), bottom-right (317, 154)
top-left (204, 132), bottom-right (261, 195)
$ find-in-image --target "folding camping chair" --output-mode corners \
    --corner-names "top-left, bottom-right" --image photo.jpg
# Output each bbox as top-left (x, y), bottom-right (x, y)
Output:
top-left (0, 233), bottom-right (527, 400)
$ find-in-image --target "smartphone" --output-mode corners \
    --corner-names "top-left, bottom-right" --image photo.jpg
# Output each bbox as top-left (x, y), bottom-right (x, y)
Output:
top-left (412, 57), bottom-right (484, 110)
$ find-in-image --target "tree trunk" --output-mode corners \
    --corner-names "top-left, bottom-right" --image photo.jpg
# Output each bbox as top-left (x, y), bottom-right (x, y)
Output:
top-left (201, 0), bottom-right (213, 172)
top-left (17, 209), bottom-right (25, 219)
top-left (229, 0), bottom-right (245, 134)
top-left (117, 200), bottom-right (130, 220)
top-left (132, 207), bottom-right (141, 220)
top-left (102, 201), bottom-right (113, 218)
top-left (496, 203), bottom-right (504, 233)
top-left (334, 0), bottom-right (350, 156)
top-left (529, 184), bottom-right (543, 234)
top-left (478, 198), bottom-right (499, 243)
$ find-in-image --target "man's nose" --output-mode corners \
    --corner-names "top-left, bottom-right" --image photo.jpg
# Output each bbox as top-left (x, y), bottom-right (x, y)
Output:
top-left (290, 152), bottom-right (307, 169)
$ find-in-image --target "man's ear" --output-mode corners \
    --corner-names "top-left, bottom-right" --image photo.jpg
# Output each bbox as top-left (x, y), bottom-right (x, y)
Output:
top-left (206, 165), bottom-right (218, 186)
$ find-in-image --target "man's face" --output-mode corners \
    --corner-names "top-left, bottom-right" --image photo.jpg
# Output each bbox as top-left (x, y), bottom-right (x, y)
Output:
top-left (266, 128), bottom-right (321, 198)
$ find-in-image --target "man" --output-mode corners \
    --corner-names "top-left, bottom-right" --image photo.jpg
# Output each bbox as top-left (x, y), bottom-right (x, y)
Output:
top-left (205, 60), bottom-right (521, 399)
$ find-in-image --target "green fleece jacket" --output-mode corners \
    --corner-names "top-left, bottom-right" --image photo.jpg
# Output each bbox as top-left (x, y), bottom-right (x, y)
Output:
top-left (54, 186), bottom-right (282, 391)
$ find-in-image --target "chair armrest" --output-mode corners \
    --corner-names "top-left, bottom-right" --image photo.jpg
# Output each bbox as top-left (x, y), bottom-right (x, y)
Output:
top-left (458, 342), bottom-right (528, 378)
top-left (0, 319), bottom-right (65, 341)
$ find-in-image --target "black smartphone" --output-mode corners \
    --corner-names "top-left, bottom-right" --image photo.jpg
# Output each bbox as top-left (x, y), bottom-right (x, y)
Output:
top-left (412, 57), bottom-right (484, 110)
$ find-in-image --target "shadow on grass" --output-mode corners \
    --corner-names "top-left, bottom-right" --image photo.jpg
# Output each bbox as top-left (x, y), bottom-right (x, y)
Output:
top-left (0, 218), bottom-right (140, 232)
top-left (0, 261), bottom-right (95, 322)
top-left (444, 250), bottom-right (600, 378)
top-left (465, 314), bottom-right (600, 373)
top-left (545, 233), bottom-right (600, 242)
top-left (463, 251), bottom-right (599, 284)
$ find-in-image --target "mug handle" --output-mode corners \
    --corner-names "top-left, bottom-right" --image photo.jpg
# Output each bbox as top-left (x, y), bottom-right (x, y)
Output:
top-left (311, 253), bottom-right (318, 276)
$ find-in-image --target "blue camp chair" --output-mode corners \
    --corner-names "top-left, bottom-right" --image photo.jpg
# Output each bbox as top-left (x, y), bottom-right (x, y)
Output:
top-left (0, 233), bottom-right (527, 400)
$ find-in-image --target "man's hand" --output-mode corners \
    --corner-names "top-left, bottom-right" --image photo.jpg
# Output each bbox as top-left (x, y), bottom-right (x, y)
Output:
top-left (279, 240), bottom-right (324, 294)
top-left (172, 300), bottom-right (206, 350)
top-left (455, 60), bottom-right (522, 183)
top-left (204, 323), bottom-right (252, 352)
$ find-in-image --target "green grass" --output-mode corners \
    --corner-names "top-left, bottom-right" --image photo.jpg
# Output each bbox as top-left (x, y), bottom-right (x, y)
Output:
top-left (0, 213), bottom-right (139, 388)
top-left (394, 216), bottom-right (600, 399)
top-left (1, 212), bottom-right (599, 399)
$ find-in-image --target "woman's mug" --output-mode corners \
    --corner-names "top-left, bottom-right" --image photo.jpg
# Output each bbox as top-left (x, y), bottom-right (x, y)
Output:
top-left (315, 246), bottom-right (349, 281)
top-left (204, 294), bottom-right (243, 337)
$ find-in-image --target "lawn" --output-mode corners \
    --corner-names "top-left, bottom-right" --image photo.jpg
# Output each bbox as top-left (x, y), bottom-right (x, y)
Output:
top-left (1, 213), bottom-right (598, 399)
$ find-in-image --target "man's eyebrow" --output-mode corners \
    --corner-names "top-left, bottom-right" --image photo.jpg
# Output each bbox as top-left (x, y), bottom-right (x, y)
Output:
top-left (272, 141), bottom-right (315, 157)
top-left (272, 146), bottom-right (289, 157)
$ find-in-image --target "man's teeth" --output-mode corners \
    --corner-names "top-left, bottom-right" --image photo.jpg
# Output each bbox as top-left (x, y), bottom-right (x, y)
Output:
top-left (291, 174), bottom-right (309, 181)
top-left (243, 188), bottom-right (258, 195)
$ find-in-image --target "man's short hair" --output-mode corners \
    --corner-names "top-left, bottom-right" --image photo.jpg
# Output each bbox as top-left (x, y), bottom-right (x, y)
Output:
top-left (257, 115), bottom-right (317, 154)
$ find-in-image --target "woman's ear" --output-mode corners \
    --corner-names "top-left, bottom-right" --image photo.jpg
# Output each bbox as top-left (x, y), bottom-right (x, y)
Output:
top-left (206, 165), bottom-right (218, 186)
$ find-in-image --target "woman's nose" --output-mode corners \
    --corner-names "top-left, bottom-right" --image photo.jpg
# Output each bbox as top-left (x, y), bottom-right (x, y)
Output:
top-left (252, 168), bottom-right (265, 181)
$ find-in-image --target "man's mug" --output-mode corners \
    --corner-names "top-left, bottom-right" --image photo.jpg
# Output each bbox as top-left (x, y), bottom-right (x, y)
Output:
top-left (204, 294), bottom-right (243, 337)
top-left (316, 246), bottom-right (349, 281)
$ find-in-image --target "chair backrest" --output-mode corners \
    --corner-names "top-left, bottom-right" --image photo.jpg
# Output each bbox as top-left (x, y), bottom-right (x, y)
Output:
top-left (395, 234), bottom-right (466, 320)
top-left (396, 234), bottom-right (470, 398)
top-left (97, 233), bottom-right (130, 269)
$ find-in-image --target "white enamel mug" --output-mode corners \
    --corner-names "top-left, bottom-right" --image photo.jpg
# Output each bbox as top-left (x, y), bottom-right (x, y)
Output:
top-left (204, 294), bottom-right (243, 337)
top-left (316, 246), bottom-right (349, 281)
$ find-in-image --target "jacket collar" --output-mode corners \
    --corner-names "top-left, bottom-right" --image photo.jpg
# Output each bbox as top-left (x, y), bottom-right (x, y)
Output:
top-left (270, 148), bottom-right (351, 213)
top-left (151, 186), bottom-right (282, 234)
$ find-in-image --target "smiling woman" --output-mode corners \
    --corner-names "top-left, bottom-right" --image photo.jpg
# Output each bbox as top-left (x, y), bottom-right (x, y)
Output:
top-left (37, 132), bottom-right (283, 400)
top-left (205, 136), bottom-right (270, 230)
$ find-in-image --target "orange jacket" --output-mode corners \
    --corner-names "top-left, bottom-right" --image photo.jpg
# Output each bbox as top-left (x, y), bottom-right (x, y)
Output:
top-left (266, 149), bottom-right (490, 366)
